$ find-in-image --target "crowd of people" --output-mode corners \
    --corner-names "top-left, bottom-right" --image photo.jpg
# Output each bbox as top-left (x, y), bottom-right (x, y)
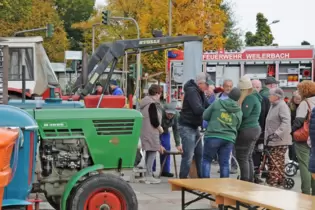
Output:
top-left (139, 72), bottom-right (315, 196)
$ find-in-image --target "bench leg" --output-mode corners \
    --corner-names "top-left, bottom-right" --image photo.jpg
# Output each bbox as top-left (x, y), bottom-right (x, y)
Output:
top-left (159, 154), bottom-right (168, 178)
top-left (173, 154), bottom-right (178, 178)
top-left (181, 188), bottom-right (185, 210)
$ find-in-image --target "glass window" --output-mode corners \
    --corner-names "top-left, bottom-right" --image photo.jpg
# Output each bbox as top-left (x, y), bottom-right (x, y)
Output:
top-left (8, 48), bottom-right (34, 81)
top-left (35, 44), bottom-right (59, 85)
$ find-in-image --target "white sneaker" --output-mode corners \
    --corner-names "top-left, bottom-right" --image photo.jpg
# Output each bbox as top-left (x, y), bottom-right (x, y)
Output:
top-left (145, 176), bottom-right (161, 184)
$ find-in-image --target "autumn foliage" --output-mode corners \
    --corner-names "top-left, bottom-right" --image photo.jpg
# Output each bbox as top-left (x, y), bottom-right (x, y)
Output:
top-left (0, 0), bottom-right (69, 62)
top-left (73, 0), bottom-right (228, 75)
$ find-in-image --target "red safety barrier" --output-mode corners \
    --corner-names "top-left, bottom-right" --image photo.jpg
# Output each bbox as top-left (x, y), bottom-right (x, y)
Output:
top-left (84, 95), bottom-right (126, 108)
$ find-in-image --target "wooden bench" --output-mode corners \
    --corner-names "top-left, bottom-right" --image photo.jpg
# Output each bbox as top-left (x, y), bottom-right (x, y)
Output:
top-left (168, 178), bottom-right (315, 210)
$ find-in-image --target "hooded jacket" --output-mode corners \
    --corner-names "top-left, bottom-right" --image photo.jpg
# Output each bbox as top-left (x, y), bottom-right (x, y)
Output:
top-left (140, 96), bottom-right (162, 151)
top-left (179, 79), bottom-right (209, 128)
top-left (239, 91), bottom-right (262, 130)
top-left (203, 98), bottom-right (242, 143)
top-left (260, 86), bottom-right (270, 98)
top-left (292, 96), bottom-right (315, 138)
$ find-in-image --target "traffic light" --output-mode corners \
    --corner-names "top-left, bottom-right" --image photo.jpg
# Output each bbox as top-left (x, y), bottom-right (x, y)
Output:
top-left (129, 64), bottom-right (135, 77)
top-left (102, 10), bottom-right (111, 25)
top-left (128, 64), bottom-right (143, 79)
top-left (46, 24), bottom-right (54, 38)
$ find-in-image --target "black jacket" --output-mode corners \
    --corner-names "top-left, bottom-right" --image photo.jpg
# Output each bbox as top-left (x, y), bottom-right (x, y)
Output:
top-left (309, 108), bottom-right (315, 172)
top-left (257, 95), bottom-right (270, 144)
top-left (179, 79), bottom-right (209, 128)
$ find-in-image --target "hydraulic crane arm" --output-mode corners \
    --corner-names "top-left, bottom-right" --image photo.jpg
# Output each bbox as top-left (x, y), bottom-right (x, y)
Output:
top-left (76, 35), bottom-right (202, 97)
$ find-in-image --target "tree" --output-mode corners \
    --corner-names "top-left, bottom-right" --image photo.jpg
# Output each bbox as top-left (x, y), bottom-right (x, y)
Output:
top-left (245, 13), bottom-right (274, 46)
top-left (53, 0), bottom-right (95, 50)
top-left (301, 40), bottom-right (311, 45)
top-left (0, 0), bottom-right (69, 62)
top-left (0, 0), bottom-right (32, 22)
top-left (74, 0), bottom-right (228, 76)
top-left (221, 0), bottom-right (243, 51)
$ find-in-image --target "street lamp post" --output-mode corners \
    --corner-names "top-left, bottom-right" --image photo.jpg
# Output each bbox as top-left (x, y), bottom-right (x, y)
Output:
top-left (110, 17), bottom-right (141, 109)
top-left (169, 0), bottom-right (172, 36)
top-left (269, 20), bottom-right (280, 25)
top-left (268, 20), bottom-right (280, 45)
top-left (92, 23), bottom-right (101, 53)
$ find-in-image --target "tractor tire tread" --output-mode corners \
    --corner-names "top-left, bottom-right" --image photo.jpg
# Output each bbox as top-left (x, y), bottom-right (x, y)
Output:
top-left (68, 173), bottom-right (138, 210)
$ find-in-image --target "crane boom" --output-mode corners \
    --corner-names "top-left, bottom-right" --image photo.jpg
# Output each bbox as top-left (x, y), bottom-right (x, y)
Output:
top-left (75, 35), bottom-right (203, 97)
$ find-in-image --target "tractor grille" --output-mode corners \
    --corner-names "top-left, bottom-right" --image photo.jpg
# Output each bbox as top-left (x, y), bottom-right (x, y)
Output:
top-left (93, 119), bottom-right (134, 136)
top-left (43, 128), bottom-right (84, 137)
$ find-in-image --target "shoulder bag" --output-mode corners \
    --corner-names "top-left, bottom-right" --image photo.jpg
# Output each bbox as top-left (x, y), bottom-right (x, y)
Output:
top-left (293, 99), bottom-right (311, 142)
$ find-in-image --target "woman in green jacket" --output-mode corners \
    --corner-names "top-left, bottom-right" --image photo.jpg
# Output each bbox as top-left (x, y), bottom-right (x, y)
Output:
top-left (235, 76), bottom-right (262, 182)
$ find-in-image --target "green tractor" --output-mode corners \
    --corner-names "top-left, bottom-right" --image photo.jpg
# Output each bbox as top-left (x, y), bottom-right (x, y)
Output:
top-left (1, 35), bottom-right (203, 209)
top-left (29, 108), bottom-right (142, 209)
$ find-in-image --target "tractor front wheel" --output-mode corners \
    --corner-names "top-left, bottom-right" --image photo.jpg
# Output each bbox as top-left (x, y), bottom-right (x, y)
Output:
top-left (67, 173), bottom-right (138, 210)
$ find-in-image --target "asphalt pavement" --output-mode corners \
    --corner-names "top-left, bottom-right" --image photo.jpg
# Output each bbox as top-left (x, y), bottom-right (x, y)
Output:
top-left (37, 137), bottom-right (302, 210)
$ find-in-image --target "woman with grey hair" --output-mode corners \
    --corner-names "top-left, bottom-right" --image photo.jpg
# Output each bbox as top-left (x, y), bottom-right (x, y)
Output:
top-left (265, 87), bottom-right (292, 186)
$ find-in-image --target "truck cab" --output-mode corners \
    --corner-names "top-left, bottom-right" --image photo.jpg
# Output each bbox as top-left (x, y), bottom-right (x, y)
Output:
top-left (0, 36), bottom-right (59, 99)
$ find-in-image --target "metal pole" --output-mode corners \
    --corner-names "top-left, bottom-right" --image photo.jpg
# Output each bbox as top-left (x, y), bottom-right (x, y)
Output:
top-left (136, 51), bottom-right (141, 109)
top-left (169, 0), bottom-right (172, 36)
top-left (21, 65), bottom-right (26, 102)
top-left (2, 45), bottom-right (9, 104)
top-left (92, 26), bottom-right (95, 54)
top-left (111, 17), bottom-right (140, 39)
top-left (13, 27), bottom-right (47, 36)
top-left (21, 49), bottom-right (26, 103)
top-left (111, 17), bottom-right (141, 109)
top-left (92, 23), bottom-right (101, 53)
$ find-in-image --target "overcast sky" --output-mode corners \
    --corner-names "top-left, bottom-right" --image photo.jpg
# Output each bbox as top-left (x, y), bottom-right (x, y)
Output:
top-left (95, 0), bottom-right (314, 46)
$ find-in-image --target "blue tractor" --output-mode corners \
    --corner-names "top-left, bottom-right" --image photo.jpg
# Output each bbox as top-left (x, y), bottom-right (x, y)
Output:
top-left (0, 105), bottom-right (38, 209)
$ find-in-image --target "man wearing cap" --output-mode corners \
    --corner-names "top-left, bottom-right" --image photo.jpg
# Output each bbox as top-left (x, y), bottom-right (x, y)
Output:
top-left (153, 102), bottom-right (182, 177)
top-left (260, 76), bottom-right (279, 97)
top-left (109, 80), bottom-right (124, 96)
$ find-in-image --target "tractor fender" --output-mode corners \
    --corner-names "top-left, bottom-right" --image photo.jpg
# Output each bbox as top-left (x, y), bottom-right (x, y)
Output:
top-left (60, 164), bottom-right (104, 210)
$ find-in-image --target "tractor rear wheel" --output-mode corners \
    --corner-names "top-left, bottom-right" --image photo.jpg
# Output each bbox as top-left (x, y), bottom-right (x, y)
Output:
top-left (67, 173), bottom-right (138, 210)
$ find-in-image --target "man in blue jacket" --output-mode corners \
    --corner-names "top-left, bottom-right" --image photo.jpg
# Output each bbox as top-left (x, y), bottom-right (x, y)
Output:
top-left (110, 80), bottom-right (124, 95)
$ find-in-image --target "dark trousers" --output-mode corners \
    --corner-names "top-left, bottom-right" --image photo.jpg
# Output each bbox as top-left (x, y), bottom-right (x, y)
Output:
top-left (235, 127), bottom-right (261, 182)
top-left (288, 143), bottom-right (298, 162)
top-left (253, 150), bottom-right (262, 171)
top-left (153, 132), bottom-right (171, 173)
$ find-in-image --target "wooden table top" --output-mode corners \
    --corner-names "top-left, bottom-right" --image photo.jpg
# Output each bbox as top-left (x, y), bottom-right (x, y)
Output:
top-left (169, 178), bottom-right (276, 195)
top-left (168, 178), bottom-right (315, 210)
top-left (220, 190), bottom-right (315, 210)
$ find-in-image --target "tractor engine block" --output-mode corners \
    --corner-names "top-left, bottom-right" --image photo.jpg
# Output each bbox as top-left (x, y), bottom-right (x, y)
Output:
top-left (40, 138), bottom-right (90, 177)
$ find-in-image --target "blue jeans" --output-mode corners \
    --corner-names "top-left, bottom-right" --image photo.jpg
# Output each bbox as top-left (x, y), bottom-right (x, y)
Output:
top-left (178, 125), bottom-right (203, 178)
top-left (153, 132), bottom-right (171, 173)
top-left (202, 137), bottom-right (234, 178)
